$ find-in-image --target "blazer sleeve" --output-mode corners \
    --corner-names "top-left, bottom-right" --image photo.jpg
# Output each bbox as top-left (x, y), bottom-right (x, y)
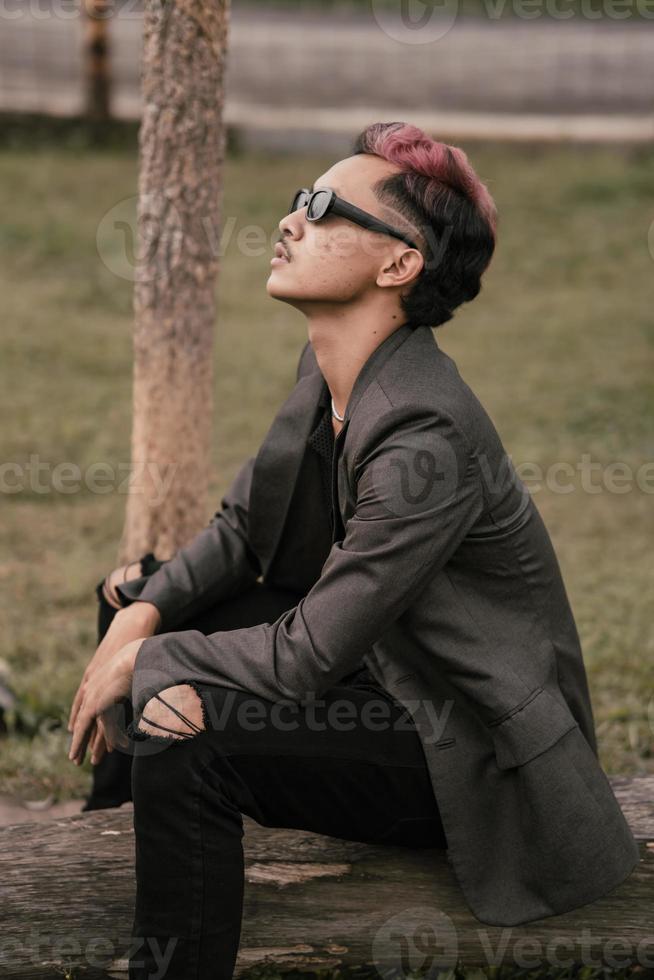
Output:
top-left (114, 340), bottom-right (314, 632)
top-left (130, 406), bottom-right (485, 721)
top-left (114, 454), bottom-right (261, 633)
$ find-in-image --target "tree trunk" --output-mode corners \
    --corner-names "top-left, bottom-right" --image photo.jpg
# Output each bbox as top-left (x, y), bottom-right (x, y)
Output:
top-left (118, 0), bottom-right (230, 564)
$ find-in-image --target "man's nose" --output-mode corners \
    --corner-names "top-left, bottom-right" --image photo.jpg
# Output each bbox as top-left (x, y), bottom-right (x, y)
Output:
top-left (278, 209), bottom-right (304, 240)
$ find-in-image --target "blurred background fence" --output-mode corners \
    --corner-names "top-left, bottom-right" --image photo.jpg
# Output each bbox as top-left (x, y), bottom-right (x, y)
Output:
top-left (1, 0), bottom-right (653, 146)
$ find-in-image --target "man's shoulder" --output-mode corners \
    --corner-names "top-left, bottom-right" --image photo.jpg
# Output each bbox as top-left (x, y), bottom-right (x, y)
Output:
top-left (294, 329), bottom-right (504, 456)
top-left (360, 331), bottom-right (500, 454)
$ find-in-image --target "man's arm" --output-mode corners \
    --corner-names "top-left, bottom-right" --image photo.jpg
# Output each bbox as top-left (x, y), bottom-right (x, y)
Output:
top-left (115, 340), bottom-right (313, 633)
top-left (130, 404), bottom-right (485, 720)
top-left (115, 455), bottom-right (261, 632)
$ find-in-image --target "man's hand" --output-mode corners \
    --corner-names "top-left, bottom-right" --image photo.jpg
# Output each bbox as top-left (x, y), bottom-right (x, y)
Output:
top-left (68, 601), bottom-right (161, 765)
top-left (67, 638), bottom-right (146, 767)
top-left (101, 559), bottom-right (144, 610)
top-left (67, 602), bottom-right (161, 758)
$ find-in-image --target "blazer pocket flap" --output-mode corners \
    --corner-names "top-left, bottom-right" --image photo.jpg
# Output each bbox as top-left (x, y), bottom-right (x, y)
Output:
top-left (488, 686), bottom-right (580, 770)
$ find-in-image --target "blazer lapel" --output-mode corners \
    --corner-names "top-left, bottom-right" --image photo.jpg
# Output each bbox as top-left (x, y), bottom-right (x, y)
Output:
top-left (249, 322), bottom-right (427, 576)
top-left (340, 320), bottom-right (418, 423)
top-left (328, 323), bottom-right (420, 543)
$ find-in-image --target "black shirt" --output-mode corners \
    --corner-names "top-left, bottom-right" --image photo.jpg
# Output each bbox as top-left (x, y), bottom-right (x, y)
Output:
top-left (264, 396), bottom-right (335, 595)
top-left (307, 402), bottom-right (335, 536)
top-left (265, 398), bottom-right (367, 683)
top-left (304, 403), bottom-right (382, 691)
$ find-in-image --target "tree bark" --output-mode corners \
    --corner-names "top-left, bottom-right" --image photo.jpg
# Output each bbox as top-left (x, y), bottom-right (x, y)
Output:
top-left (0, 776), bottom-right (652, 978)
top-left (118, 0), bottom-right (230, 564)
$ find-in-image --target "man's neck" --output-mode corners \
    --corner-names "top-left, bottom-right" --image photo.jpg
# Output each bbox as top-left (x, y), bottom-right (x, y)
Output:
top-left (307, 309), bottom-right (407, 423)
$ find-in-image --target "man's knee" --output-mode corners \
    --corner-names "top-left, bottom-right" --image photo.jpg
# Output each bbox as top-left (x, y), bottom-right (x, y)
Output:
top-left (137, 684), bottom-right (206, 739)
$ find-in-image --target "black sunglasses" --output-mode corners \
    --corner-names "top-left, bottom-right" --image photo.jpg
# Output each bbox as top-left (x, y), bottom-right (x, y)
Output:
top-left (288, 187), bottom-right (420, 251)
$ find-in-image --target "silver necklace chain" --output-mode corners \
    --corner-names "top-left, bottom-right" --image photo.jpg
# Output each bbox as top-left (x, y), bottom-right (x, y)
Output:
top-left (331, 396), bottom-right (345, 422)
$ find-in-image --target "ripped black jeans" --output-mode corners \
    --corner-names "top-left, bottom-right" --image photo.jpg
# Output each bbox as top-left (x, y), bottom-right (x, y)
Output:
top-left (89, 557), bottom-right (448, 980)
top-left (84, 553), bottom-right (315, 811)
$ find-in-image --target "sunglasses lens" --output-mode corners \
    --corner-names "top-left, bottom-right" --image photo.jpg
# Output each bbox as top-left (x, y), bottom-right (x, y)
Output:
top-left (307, 190), bottom-right (331, 220)
top-left (290, 190), bottom-right (310, 213)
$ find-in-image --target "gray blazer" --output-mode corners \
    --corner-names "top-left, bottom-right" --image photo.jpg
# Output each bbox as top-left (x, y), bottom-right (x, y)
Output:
top-left (118, 322), bottom-right (640, 927)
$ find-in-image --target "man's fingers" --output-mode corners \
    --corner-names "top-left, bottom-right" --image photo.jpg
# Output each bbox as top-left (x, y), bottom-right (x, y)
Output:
top-left (89, 722), bottom-right (101, 754)
top-left (101, 712), bottom-right (114, 753)
top-left (68, 662), bottom-right (134, 765)
top-left (67, 677), bottom-right (88, 732)
top-left (69, 712), bottom-right (95, 766)
top-left (101, 704), bottom-right (130, 753)
top-left (90, 723), bottom-right (108, 765)
top-left (67, 689), bottom-right (81, 733)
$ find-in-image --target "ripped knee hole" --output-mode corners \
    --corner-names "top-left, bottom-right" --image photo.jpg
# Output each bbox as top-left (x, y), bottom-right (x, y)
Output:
top-left (138, 684), bottom-right (206, 739)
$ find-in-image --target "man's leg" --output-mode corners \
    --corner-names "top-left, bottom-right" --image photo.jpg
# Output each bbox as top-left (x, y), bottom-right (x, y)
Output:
top-left (128, 676), bottom-right (447, 980)
top-left (83, 566), bottom-right (305, 811)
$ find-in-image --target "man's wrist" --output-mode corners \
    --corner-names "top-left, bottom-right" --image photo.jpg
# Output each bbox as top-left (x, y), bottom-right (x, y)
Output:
top-left (115, 600), bottom-right (162, 634)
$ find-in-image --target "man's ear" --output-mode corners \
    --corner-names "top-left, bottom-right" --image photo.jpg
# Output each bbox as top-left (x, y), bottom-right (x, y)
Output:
top-left (376, 247), bottom-right (424, 290)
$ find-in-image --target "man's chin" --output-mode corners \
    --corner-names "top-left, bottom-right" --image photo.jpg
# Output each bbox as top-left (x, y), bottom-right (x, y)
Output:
top-left (265, 274), bottom-right (303, 301)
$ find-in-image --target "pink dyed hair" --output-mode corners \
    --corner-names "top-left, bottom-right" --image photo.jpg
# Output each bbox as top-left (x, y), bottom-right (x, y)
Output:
top-left (355, 121), bottom-right (497, 239)
top-left (351, 121), bottom-right (497, 328)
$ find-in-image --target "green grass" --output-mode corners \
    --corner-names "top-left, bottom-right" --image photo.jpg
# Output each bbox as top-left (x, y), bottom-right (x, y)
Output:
top-left (0, 138), bottom-right (652, 804)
